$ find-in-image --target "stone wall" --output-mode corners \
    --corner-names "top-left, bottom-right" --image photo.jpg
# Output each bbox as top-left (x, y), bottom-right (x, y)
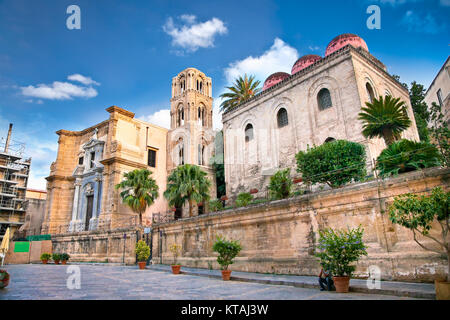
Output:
top-left (152, 167), bottom-right (449, 282)
top-left (51, 227), bottom-right (139, 264)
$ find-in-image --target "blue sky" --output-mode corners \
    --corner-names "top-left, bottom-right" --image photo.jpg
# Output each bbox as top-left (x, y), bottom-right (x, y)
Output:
top-left (0, 0), bottom-right (449, 189)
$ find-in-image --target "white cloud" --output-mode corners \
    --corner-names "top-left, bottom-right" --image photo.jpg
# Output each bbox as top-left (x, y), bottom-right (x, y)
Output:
top-left (440, 0), bottom-right (450, 6)
top-left (223, 38), bottom-right (298, 84)
top-left (140, 109), bottom-right (171, 129)
top-left (163, 15), bottom-right (228, 53)
top-left (67, 74), bottom-right (100, 86)
top-left (21, 77), bottom-right (99, 100)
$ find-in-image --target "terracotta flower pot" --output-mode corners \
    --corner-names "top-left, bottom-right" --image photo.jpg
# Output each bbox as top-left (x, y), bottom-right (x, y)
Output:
top-left (138, 261), bottom-right (146, 270)
top-left (61, 260), bottom-right (67, 265)
top-left (333, 276), bottom-right (350, 293)
top-left (171, 265), bottom-right (181, 274)
top-left (249, 189), bottom-right (258, 194)
top-left (293, 177), bottom-right (303, 184)
top-left (221, 269), bottom-right (232, 281)
top-left (42, 260), bottom-right (48, 264)
top-left (220, 196), bottom-right (228, 201)
top-left (54, 260), bottom-right (60, 265)
top-left (435, 280), bottom-right (450, 300)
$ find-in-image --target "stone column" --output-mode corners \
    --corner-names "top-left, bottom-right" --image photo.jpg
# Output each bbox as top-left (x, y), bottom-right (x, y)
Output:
top-left (68, 182), bottom-right (81, 232)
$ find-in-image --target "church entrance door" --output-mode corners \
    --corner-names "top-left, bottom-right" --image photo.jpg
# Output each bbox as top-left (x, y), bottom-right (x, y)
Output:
top-left (85, 195), bottom-right (94, 231)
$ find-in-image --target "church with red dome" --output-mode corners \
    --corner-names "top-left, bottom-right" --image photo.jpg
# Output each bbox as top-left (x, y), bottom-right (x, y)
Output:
top-left (222, 33), bottom-right (420, 200)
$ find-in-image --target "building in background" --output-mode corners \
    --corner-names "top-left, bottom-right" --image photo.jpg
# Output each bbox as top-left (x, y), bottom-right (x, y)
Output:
top-left (17, 189), bottom-right (47, 237)
top-left (424, 56), bottom-right (450, 126)
top-left (0, 124), bottom-right (31, 239)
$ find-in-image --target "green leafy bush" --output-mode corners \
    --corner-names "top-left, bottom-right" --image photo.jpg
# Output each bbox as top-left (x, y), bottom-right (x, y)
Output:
top-left (61, 253), bottom-right (70, 261)
top-left (296, 140), bottom-right (367, 188)
top-left (52, 253), bottom-right (61, 261)
top-left (40, 253), bottom-right (51, 261)
top-left (376, 139), bottom-right (441, 177)
top-left (208, 199), bottom-right (224, 212)
top-left (235, 192), bottom-right (253, 207)
top-left (268, 169), bottom-right (293, 200)
top-left (315, 226), bottom-right (368, 277)
top-left (135, 240), bottom-right (150, 262)
top-left (0, 269), bottom-right (10, 288)
top-left (389, 187), bottom-right (449, 281)
top-left (212, 236), bottom-right (242, 270)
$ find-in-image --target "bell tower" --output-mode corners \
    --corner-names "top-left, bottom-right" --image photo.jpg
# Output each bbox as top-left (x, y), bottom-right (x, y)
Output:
top-left (166, 68), bottom-right (217, 216)
top-left (167, 68), bottom-right (215, 171)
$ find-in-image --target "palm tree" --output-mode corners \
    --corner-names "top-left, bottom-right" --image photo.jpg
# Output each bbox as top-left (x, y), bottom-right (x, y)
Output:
top-left (164, 164), bottom-right (211, 218)
top-left (358, 95), bottom-right (412, 145)
top-left (219, 74), bottom-right (261, 113)
top-left (115, 169), bottom-right (159, 226)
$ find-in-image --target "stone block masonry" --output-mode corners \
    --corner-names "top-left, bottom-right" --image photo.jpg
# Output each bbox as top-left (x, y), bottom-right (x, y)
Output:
top-left (152, 167), bottom-right (449, 282)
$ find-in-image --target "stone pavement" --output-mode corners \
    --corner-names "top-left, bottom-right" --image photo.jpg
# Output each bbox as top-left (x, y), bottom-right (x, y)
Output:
top-left (149, 264), bottom-right (436, 300)
top-left (0, 264), bottom-right (429, 300)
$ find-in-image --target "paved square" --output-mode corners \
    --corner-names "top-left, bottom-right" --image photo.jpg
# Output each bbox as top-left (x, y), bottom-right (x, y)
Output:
top-left (0, 264), bottom-right (421, 300)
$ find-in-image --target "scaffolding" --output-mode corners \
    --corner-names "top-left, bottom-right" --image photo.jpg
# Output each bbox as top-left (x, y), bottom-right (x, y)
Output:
top-left (0, 129), bottom-right (30, 239)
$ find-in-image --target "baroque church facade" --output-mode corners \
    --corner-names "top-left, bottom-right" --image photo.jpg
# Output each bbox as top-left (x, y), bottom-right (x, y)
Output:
top-left (42, 33), bottom-right (420, 234)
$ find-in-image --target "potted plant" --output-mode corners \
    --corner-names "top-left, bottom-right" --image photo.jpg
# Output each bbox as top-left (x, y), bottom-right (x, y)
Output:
top-left (389, 187), bottom-right (449, 300)
top-left (0, 269), bottom-right (9, 289)
top-left (52, 253), bottom-right (61, 265)
top-left (169, 244), bottom-right (182, 274)
top-left (135, 240), bottom-right (150, 270)
top-left (40, 253), bottom-right (51, 264)
top-left (61, 253), bottom-right (70, 265)
top-left (315, 226), bottom-right (368, 293)
top-left (212, 236), bottom-right (242, 281)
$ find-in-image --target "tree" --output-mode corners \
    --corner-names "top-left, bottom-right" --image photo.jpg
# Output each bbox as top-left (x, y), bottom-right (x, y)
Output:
top-left (115, 169), bottom-right (159, 226)
top-left (164, 164), bottom-right (211, 217)
top-left (296, 140), bottom-right (367, 188)
top-left (358, 95), bottom-right (412, 146)
top-left (389, 187), bottom-right (449, 282)
top-left (409, 81), bottom-right (430, 142)
top-left (268, 169), bottom-right (293, 200)
top-left (219, 74), bottom-right (261, 113)
top-left (429, 102), bottom-right (450, 167)
top-left (376, 139), bottom-right (441, 177)
top-left (212, 161), bottom-right (226, 198)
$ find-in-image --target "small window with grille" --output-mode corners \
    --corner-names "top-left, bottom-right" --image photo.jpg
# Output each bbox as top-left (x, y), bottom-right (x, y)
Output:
top-left (148, 149), bottom-right (157, 168)
top-left (277, 108), bottom-right (289, 128)
top-left (318, 88), bottom-right (332, 110)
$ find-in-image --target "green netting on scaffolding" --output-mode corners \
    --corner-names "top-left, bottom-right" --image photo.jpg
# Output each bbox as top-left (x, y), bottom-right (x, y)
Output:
top-left (26, 234), bottom-right (51, 241)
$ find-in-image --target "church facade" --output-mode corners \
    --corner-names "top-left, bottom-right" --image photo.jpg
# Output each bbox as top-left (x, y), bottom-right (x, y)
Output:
top-left (222, 34), bottom-right (420, 199)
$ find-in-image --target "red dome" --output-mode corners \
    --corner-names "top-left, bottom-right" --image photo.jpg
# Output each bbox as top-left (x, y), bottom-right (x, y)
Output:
top-left (325, 33), bottom-right (368, 56)
top-left (291, 55), bottom-right (322, 74)
top-left (263, 72), bottom-right (290, 91)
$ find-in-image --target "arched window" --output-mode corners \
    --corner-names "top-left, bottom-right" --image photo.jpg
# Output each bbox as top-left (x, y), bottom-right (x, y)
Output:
top-left (179, 143), bottom-right (184, 165)
top-left (245, 124), bottom-right (254, 142)
top-left (318, 88), bottom-right (332, 110)
top-left (177, 107), bottom-right (184, 127)
top-left (385, 90), bottom-right (392, 97)
top-left (277, 108), bottom-right (289, 128)
top-left (198, 144), bottom-right (204, 165)
top-left (366, 83), bottom-right (375, 103)
top-left (324, 137), bottom-right (336, 143)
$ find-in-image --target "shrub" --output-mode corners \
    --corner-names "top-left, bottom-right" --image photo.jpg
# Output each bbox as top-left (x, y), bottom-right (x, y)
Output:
top-left (40, 253), bottom-right (51, 261)
top-left (376, 139), bottom-right (441, 177)
top-left (389, 187), bottom-right (449, 282)
top-left (169, 244), bottom-right (181, 266)
top-left (212, 236), bottom-right (242, 270)
top-left (208, 199), bottom-right (224, 212)
top-left (52, 253), bottom-right (61, 261)
top-left (315, 226), bottom-right (368, 277)
top-left (296, 140), bottom-right (367, 188)
top-left (61, 253), bottom-right (70, 261)
top-left (235, 192), bottom-right (253, 207)
top-left (135, 240), bottom-right (150, 262)
top-left (268, 169), bottom-right (293, 200)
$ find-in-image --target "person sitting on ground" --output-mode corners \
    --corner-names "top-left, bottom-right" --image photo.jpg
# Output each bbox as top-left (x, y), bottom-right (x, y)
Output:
top-left (318, 267), bottom-right (334, 291)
